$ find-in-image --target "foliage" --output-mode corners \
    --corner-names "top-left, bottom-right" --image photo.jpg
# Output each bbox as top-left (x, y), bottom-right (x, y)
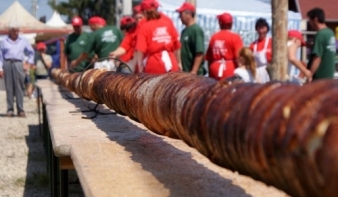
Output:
top-left (49, 0), bottom-right (116, 25)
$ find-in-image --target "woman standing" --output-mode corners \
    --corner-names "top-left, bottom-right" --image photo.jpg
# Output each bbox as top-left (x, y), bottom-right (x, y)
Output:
top-left (134, 0), bottom-right (181, 74)
top-left (249, 18), bottom-right (271, 83)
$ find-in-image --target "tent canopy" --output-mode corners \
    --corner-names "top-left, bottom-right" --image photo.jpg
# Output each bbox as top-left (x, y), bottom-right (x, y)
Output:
top-left (0, 1), bottom-right (72, 34)
top-left (46, 11), bottom-right (69, 27)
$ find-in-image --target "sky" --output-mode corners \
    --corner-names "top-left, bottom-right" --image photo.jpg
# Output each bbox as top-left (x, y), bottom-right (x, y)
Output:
top-left (0, 0), bottom-right (67, 20)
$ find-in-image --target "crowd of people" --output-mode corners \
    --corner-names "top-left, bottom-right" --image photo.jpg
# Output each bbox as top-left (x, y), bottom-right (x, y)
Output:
top-left (0, 0), bottom-right (336, 117)
top-left (67, 1), bottom-right (336, 84)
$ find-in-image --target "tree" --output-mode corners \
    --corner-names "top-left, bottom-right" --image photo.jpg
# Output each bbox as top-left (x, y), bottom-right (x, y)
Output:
top-left (268, 0), bottom-right (288, 80)
top-left (49, 0), bottom-right (116, 25)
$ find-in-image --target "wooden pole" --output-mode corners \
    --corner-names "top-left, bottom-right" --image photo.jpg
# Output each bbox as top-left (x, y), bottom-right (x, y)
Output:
top-left (59, 38), bottom-right (66, 70)
top-left (186, 0), bottom-right (197, 21)
top-left (268, 0), bottom-right (288, 81)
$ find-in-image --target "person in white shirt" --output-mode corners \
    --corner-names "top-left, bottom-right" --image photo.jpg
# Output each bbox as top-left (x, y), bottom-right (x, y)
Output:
top-left (234, 47), bottom-right (260, 83)
top-left (287, 30), bottom-right (312, 83)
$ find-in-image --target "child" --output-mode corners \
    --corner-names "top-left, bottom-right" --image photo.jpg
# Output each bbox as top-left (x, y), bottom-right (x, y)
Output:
top-left (234, 47), bottom-right (260, 83)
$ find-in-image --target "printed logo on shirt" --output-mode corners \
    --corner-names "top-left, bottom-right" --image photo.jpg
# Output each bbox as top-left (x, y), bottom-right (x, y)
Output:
top-left (213, 40), bottom-right (227, 55)
top-left (327, 36), bottom-right (336, 52)
top-left (184, 36), bottom-right (189, 41)
top-left (152, 27), bottom-right (171, 44)
top-left (101, 30), bottom-right (117, 43)
top-left (79, 40), bottom-right (85, 45)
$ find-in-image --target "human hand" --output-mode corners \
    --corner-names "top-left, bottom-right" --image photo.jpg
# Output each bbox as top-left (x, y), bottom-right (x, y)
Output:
top-left (70, 60), bottom-right (77, 68)
top-left (304, 70), bottom-right (312, 83)
top-left (109, 52), bottom-right (116, 59)
top-left (0, 71), bottom-right (3, 78)
top-left (190, 70), bottom-right (198, 75)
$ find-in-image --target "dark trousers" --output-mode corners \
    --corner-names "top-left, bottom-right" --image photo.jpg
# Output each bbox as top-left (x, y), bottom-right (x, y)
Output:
top-left (3, 60), bottom-right (25, 113)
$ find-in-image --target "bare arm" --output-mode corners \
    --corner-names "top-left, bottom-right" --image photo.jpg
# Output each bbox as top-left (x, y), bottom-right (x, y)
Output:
top-left (288, 43), bottom-right (311, 76)
top-left (71, 53), bottom-right (89, 67)
top-left (41, 54), bottom-right (52, 69)
top-left (191, 53), bottom-right (204, 74)
top-left (135, 51), bottom-right (144, 73)
top-left (310, 56), bottom-right (321, 76)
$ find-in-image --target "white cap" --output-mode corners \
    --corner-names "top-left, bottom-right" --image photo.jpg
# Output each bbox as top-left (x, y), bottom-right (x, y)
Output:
top-left (8, 20), bottom-right (20, 29)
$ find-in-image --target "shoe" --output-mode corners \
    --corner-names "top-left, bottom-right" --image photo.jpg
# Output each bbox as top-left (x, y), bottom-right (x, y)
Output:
top-left (18, 111), bottom-right (26, 118)
top-left (6, 111), bottom-right (14, 117)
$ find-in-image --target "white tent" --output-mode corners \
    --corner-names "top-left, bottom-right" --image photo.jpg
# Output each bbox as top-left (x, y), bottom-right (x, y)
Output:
top-left (0, 1), bottom-right (71, 34)
top-left (46, 11), bottom-right (68, 27)
top-left (158, 0), bottom-right (302, 46)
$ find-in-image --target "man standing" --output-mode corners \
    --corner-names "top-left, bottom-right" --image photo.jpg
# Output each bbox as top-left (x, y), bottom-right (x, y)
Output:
top-left (70, 17), bottom-right (123, 71)
top-left (205, 13), bottom-right (243, 80)
top-left (65, 17), bottom-right (91, 72)
top-left (307, 8), bottom-right (336, 80)
top-left (0, 23), bottom-right (35, 117)
top-left (176, 2), bottom-right (205, 75)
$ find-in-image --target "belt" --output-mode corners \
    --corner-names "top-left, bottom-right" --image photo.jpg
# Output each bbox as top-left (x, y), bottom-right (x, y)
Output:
top-left (4, 59), bottom-right (22, 62)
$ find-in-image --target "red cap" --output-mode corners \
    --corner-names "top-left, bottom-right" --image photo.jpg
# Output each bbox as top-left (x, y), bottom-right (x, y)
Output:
top-left (88, 16), bottom-right (106, 26)
top-left (176, 2), bottom-right (195, 12)
top-left (36, 42), bottom-right (46, 50)
top-left (140, 0), bottom-right (159, 11)
top-left (120, 16), bottom-right (135, 26)
top-left (288, 30), bottom-right (306, 46)
top-left (217, 13), bottom-right (233, 24)
top-left (133, 5), bottom-right (142, 15)
top-left (71, 17), bottom-right (83, 26)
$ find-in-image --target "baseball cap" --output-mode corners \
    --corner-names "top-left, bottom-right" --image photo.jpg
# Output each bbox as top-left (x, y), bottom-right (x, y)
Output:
top-left (71, 17), bottom-right (83, 26)
top-left (176, 2), bottom-right (195, 12)
top-left (217, 13), bottom-right (233, 24)
top-left (36, 42), bottom-right (46, 50)
top-left (120, 16), bottom-right (135, 26)
top-left (140, 0), bottom-right (159, 11)
top-left (88, 16), bottom-right (106, 26)
top-left (288, 30), bottom-right (306, 46)
top-left (133, 5), bottom-right (142, 15)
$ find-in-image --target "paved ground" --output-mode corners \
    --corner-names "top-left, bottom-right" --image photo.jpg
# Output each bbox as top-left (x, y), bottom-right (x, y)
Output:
top-left (0, 91), bottom-right (83, 197)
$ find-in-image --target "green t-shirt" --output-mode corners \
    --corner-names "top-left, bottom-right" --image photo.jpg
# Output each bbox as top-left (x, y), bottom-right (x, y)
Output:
top-left (64, 32), bottom-right (90, 72)
top-left (309, 28), bottom-right (336, 80)
top-left (85, 26), bottom-right (123, 59)
top-left (180, 23), bottom-right (205, 75)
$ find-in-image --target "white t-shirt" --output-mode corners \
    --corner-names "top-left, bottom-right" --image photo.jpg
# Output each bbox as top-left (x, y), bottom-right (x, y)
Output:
top-left (234, 67), bottom-right (256, 83)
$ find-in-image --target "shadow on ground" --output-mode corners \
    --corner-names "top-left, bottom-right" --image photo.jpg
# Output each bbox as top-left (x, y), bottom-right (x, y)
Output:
top-left (23, 124), bottom-right (84, 197)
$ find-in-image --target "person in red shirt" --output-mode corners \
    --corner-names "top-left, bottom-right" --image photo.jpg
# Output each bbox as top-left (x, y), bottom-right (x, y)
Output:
top-left (133, 5), bottom-right (145, 23)
top-left (205, 13), bottom-right (243, 80)
top-left (249, 18), bottom-right (271, 83)
top-left (109, 6), bottom-right (145, 72)
top-left (118, 17), bottom-right (137, 64)
top-left (134, 0), bottom-right (181, 74)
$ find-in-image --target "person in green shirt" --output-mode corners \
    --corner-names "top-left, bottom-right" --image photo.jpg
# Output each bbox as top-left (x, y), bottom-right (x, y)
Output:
top-left (65, 17), bottom-right (91, 73)
top-left (307, 8), bottom-right (336, 80)
top-left (70, 16), bottom-right (123, 71)
top-left (176, 2), bottom-right (205, 76)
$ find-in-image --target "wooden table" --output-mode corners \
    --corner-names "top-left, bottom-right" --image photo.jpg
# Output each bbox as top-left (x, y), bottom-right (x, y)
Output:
top-left (36, 79), bottom-right (288, 197)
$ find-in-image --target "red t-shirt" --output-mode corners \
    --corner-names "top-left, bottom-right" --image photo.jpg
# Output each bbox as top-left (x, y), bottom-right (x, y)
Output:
top-left (135, 14), bottom-right (181, 74)
top-left (205, 30), bottom-right (243, 80)
top-left (119, 27), bottom-right (137, 62)
top-left (249, 37), bottom-right (272, 63)
top-left (205, 30), bottom-right (243, 63)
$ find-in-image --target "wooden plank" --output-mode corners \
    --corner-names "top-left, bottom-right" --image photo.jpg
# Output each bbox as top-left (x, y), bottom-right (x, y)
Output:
top-left (60, 156), bottom-right (74, 170)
